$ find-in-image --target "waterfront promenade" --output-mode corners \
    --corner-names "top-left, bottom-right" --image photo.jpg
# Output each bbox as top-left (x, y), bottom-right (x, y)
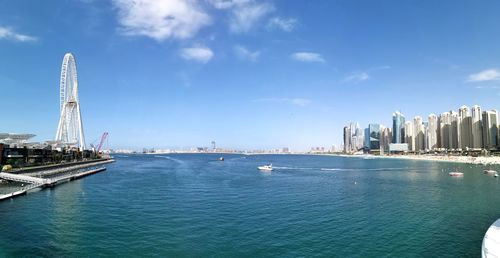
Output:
top-left (0, 159), bottom-right (114, 201)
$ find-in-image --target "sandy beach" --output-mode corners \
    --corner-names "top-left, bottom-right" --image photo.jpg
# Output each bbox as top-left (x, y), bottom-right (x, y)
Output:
top-left (334, 154), bottom-right (500, 165)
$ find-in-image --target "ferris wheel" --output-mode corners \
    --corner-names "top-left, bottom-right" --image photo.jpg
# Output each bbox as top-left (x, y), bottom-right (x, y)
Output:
top-left (55, 53), bottom-right (86, 150)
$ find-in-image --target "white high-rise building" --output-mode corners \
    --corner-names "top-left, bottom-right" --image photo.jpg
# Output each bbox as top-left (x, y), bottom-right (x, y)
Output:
top-left (449, 111), bottom-right (459, 149)
top-left (357, 123), bottom-right (365, 150)
top-left (471, 105), bottom-right (483, 149)
top-left (353, 122), bottom-right (364, 151)
top-left (439, 112), bottom-right (451, 150)
top-left (343, 122), bottom-right (364, 153)
top-left (428, 114), bottom-right (438, 150)
top-left (343, 125), bottom-right (351, 153)
top-left (404, 121), bottom-right (414, 151)
top-left (413, 116), bottom-right (425, 152)
top-left (458, 105), bottom-right (473, 150)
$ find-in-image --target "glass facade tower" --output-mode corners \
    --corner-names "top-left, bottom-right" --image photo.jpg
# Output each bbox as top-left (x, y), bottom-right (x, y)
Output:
top-left (369, 124), bottom-right (381, 150)
top-left (392, 111), bottom-right (405, 143)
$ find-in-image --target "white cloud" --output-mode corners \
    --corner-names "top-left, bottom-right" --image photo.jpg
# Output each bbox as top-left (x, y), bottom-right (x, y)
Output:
top-left (267, 17), bottom-right (297, 32)
top-left (254, 97), bottom-right (311, 107)
top-left (112, 0), bottom-right (211, 41)
top-left (231, 2), bottom-right (274, 33)
top-left (290, 52), bottom-right (325, 63)
top-left (0, 26), bottom-right (37, 42)
top-left (476, 85), bottom-right (500, 89)
top-left (207, 0), bottom-right (245, 9)
top-left (343, 72), bottom-right (370, 83)
top-left (234, 45), bottom-right (260, 61)
top-left (368, 65), bottom-right (391, 71)
top-left (342, 66), bottom-right (390, 83)
top-left (180, 46), bottom-right (214, 63)
top-left (209, 0), bottom-right (274, 33)
top-left (467, 69), bottom-right (500, 82)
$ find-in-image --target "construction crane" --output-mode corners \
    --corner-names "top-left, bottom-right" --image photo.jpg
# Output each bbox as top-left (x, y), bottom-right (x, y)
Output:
top-left (97, 132), bottom-right (108, 152)
top-left (90, 132), bottom-right (108, 153)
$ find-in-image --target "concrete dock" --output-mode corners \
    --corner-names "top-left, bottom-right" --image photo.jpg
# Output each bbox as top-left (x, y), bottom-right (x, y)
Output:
top-left (0, 159), bottom-right (114, 201)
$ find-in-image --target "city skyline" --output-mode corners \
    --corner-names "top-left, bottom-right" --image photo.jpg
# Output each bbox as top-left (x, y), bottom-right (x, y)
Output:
top-left (343, 103), bottom-right (500, 154)
top-left (2, 1), bottom-right (500, 150)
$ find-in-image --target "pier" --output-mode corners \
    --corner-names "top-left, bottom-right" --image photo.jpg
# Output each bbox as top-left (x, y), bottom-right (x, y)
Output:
top-left (0, 159), bottom-right (113, 201)
top-left (0, 172), bottom-right (47, 185)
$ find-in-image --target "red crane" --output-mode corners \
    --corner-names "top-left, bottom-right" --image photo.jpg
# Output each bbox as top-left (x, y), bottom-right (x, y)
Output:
top-left (92, 132), bottom-right (108, 153)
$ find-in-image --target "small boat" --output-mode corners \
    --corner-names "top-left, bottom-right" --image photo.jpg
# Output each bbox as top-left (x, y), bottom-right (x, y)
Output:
top-left (495, 173), bottom-right (499, 178)
top-left (484, 169), bottom-right (497, 175)
top-left (449, 171), bottom-right (464, 177)
top-left (258, 164), bottom-right (273, 171)
top-left (219, 157), bottom-right (224, 161)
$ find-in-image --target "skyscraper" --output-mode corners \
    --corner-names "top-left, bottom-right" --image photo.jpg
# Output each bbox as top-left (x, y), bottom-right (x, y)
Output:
top-left (392, 111), bottom-right (405, 144)
top-left (458, 105), bottom-right (473, 150)
top-left (364, 127), bottom-right (370, 150)
top-left (439, 112), bottom-right (451, 150)
top-left (404, 121), bottom-right (414, 151)
top-left (343, 125), bottom-right (351, 153)
top-left (380, 126), bottom-right (392, 152)
top-left (436, 115), bottom-right (442, 149)
top-left (343, 122), bottom-right (364, 153)
top-left (471, 105), bottom-right (483, 149)
top-left (450, 111), bottom-right (459, 149)
top-left (482, 110), bottom-right (499, 150)
top-left (423, 121), bottom-right (429, 150)
top-left (355, 125), bottom-right (364, 150)
top-left (368, 124), bottom-right (381, 150)
top-left (428, 114), bottom-right (438, 150)
top-left (413, 116), bottom-right (425, 151)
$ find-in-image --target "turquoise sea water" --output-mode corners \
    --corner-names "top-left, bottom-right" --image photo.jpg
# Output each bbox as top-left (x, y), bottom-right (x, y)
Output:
top-left (1, 154), bottom-right (499, 257)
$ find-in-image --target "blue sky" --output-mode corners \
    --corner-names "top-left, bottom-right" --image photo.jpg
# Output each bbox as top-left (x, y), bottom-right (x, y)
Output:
top-left (1, 0), bottom-right (500, 151)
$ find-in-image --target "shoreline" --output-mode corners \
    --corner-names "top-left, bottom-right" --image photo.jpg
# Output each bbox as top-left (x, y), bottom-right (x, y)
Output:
top-left (327, 154), bottom-right (500, 165)
top-left (122, 152), bottom-right (500, 165)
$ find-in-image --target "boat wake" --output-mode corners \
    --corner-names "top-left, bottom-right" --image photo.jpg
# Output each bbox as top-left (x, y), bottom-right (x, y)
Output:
top-left (154, 156), bottom-right (185, 164)
top-left (272, 166), bottom-right (405, 172)
top-left (272, 166), bottom-right (315, 170)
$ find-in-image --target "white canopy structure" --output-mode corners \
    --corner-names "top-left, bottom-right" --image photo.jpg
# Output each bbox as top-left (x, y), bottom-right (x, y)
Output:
top-left (0, 133), bottom-right (36, 145)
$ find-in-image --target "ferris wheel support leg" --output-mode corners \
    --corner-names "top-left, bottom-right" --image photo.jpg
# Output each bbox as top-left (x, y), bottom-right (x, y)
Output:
top-left (76, 103), bottom-right (85, 151)
top-left (55, 104), bottom-right (66, 142)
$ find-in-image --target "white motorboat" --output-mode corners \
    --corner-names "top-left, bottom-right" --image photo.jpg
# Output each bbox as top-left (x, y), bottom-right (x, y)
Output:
top-left (484, 169), bottom-right (497, 175)
top-left (449, 171), bottom-right (464, 177)
top-left (258, 164), bottom-right (273, 171)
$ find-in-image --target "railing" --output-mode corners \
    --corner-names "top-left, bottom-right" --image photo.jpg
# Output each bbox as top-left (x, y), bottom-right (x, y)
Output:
top-left (0, 160), bottom-right (113, 201)
top-left (0, 172), bottom-right (47, 185)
